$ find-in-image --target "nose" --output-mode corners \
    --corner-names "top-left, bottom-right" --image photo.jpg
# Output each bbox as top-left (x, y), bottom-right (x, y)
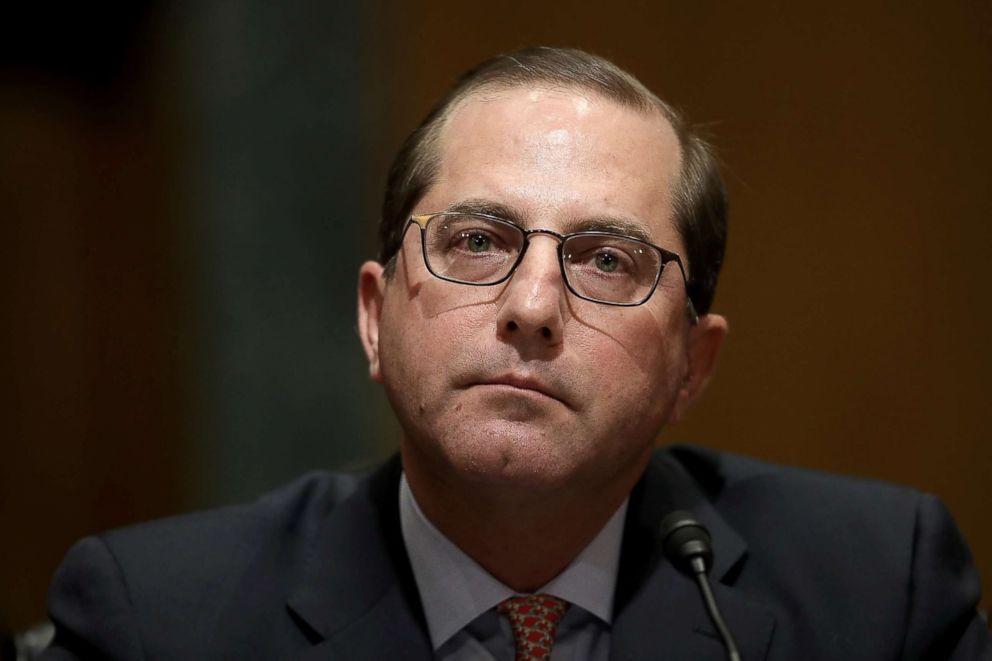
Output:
top-left (495, 236), bottom-right (566, 347)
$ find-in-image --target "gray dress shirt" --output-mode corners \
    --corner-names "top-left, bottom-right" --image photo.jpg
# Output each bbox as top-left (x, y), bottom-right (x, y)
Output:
top-left (399, 474), bottom-right (627, 660)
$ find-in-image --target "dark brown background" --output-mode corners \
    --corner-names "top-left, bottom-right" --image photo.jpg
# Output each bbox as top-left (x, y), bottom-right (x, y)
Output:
top-left (3, 2), bottom-right (990, 633)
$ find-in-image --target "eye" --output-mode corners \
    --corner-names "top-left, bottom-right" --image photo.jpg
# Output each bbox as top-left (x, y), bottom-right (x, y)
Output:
top-left (567, 245), bottom-right (633, 275)
top-left (594, 251), bottom-right (620, 273)
top-left (563, 234), bottom-right (653, 283)
top-left (463, 232), bottom-right (492, 253)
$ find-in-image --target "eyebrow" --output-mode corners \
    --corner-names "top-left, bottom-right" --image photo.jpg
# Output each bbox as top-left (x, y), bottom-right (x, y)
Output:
top-left (444, 199), bottom-right (522, 224)
top-left (442, 198), bottom-right (657, 244)
top-left (567, 217), bottom-right (654, 244)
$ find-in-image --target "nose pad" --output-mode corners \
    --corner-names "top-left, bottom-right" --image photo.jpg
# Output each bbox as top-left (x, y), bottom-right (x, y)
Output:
top-left (495, 238), bottom-right (565, 345)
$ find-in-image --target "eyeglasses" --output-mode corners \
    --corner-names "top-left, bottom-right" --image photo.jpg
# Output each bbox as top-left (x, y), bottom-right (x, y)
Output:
top-left (404, 212), bottom-right (697, 321)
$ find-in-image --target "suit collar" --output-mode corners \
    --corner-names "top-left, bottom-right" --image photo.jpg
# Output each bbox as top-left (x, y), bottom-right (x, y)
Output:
top-left (286, 456), bottom-right (434, 660)
top-left (285, 447), bottom-right (775, 660)
top-left (611, 448), bottom-right (777, 660)
top-left (624, 448), bottom-right (749, 583)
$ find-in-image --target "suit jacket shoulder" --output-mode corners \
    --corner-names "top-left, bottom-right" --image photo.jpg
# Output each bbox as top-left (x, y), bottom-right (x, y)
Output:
top-left (43, 447), bottom-right (990, 660)
top-left (42, 466), bottom-right (404, 660)
top-left (617, 445), bottom-right (991, 660)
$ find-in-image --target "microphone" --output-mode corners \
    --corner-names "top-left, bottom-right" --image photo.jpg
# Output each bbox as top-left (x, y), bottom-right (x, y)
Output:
top-left (659, 511), bottom-right (741, 661)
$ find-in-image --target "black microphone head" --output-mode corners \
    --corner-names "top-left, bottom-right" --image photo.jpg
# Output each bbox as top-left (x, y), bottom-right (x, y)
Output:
top-left (658, 510), bottom-right (714, 575)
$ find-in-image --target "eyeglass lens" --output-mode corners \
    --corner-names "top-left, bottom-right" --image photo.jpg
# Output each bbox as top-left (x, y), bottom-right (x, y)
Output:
top-left (423, 214), bottom-right (664, 305)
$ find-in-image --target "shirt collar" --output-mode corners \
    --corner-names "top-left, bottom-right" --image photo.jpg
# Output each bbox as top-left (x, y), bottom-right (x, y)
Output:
top-left (399, 473), bottom-right (627, 651)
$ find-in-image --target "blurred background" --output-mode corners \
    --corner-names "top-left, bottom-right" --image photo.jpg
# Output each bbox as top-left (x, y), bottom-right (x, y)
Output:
top-left (2, 1), bottom-right (990, 634)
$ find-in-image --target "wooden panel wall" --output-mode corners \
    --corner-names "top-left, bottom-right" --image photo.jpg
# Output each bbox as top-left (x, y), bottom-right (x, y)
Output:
top-left (1, 9), bottom-right (185, 632)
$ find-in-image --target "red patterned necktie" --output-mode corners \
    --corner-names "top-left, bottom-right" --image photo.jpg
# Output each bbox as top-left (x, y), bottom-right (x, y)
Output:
top-left (497, 593), bottom-right (570, 660)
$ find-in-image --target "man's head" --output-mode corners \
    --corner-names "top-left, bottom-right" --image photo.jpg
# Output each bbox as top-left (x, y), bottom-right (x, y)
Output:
top-left (378, 47), bottom-right (727, 316)
top-left (358, 47), bottom-right (728, 509)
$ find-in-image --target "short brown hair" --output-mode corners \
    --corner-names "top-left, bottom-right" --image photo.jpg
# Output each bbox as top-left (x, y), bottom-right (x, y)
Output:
top-left (378, 47), bottom-right (727, 314)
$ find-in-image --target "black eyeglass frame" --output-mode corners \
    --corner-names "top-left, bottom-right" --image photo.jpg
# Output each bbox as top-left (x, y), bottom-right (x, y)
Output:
top-left (404, 212), bottom-right (698, 322)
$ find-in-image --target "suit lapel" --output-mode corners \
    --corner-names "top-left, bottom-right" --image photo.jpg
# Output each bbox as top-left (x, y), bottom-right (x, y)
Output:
top-left (283, 448), bottom-right (776, 660)
top-left (610, 450), bottom-right (777, 660)
top-left (286, 456), bottom-right (434, 660)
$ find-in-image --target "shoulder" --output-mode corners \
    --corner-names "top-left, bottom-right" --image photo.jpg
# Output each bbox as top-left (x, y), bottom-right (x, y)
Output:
top-left (104, 471), bottom-right (360, 561)
top-left (99, 469), bottom-right (364, 572)
top-left (662, 443), bottom-right (925, 528)
top-left (657, 445), bottom-right (990, 658)
top-left (660, 443), bottom-right (950, 578)
top-left (45, 468), bottom-right (373, 658)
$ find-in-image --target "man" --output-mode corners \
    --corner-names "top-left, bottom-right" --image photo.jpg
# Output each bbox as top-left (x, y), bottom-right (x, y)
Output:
top-left (43, 47), bottom-right (990, 660)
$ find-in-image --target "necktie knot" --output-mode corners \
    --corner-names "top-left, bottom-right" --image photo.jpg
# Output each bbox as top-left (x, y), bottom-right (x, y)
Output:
top-left (497, 593), bottom-right (570, 660)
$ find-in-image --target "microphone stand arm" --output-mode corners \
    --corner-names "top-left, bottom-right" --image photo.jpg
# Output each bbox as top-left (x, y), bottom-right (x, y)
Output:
top-left (690, 557), bottom-right (741, 661)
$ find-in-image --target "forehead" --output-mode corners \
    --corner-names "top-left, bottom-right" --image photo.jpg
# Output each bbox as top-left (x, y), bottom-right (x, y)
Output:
top-left (428, 85), bottom-right (683, 246)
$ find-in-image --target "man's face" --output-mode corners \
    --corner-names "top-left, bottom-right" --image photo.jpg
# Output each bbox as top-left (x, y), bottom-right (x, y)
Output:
top-left (360, 86), bottom-right (724, 498)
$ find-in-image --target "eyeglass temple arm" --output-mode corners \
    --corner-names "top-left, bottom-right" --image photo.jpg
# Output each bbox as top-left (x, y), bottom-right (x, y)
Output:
top-left (686, 299), bottom-right (700, 325)
top-left (668, 255), bottom-right (699, 325)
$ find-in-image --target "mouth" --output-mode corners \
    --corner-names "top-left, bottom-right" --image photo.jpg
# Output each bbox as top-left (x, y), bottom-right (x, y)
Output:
top-left (469, 373), bottom-right (571, 408)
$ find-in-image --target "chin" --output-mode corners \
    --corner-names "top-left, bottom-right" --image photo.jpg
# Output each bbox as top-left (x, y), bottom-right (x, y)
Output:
top-left (461, 458), bottom-right (578, 492)
top-left (434, 419), bottom-right (590, 490)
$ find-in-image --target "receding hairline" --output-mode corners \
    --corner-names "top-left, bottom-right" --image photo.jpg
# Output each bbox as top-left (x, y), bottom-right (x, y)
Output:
top-left (435, 78), bottom-right (680, 144)
top-left (419, 81), bottom-right (687, 233)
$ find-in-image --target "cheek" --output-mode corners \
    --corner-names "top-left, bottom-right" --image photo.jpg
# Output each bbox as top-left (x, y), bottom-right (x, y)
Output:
top-left (396, 239), bottom-right (504, 321)
top-left (409, 279), bottom-right (498, 346)
top-left (379, 281), bottom-right (494, 388)
top-left (419, 278), bottom-right (504, 322)
top-left (572, 307), bottom-right (687, 409)
top-left (582, 301), bottom-right (685, 365)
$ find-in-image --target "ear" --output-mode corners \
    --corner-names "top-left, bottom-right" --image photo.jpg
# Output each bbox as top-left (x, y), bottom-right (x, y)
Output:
top-left (357, 261), bottom-right (387, 383)
top-left (669, 313), bottom-right (728, 424)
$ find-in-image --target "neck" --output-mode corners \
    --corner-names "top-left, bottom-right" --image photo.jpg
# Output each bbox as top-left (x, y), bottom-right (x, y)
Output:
top-left (402, 447), bottom-right (644, 592)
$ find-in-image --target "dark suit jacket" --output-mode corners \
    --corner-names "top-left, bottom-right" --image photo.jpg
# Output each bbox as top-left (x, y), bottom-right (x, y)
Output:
top-left (42, 446), bottom-right (991, 660)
